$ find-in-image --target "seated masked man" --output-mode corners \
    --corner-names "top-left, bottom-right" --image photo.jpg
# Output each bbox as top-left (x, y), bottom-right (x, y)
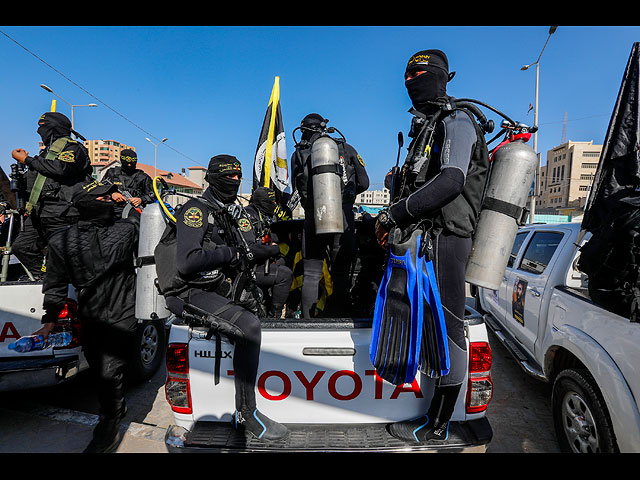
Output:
top-left (159, 155), bottom-right (288, 441)
top-left (239, 187), bottom-right (293, 318)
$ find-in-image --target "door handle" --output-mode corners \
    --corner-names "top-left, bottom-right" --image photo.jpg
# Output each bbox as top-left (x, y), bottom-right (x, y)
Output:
top-left (529, 288), bottom-right (541, 297)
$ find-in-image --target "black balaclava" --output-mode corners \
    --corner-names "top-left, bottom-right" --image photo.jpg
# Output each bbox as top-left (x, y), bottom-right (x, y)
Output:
top-left (251, 187), bottom-right (277, 216)
top-left (300, 113), bottom-right (326, 141)
top-left (404, 49), bottom-right (454, 114)
top-left (120, 149), bottom-right (138, 174)
top-left (72, 180), bottom-right (118, 227)
top-left (206, 155), bottom-right (242, 204)
top-left (37, 112), bottom-right (72, 146)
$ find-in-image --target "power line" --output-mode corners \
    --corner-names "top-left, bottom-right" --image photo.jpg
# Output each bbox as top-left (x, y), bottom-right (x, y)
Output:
top-left (0, 29), bottom-right (204, 169)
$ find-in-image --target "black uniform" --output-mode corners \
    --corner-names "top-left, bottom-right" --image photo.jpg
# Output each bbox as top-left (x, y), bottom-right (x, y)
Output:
top-left (102, 149), bottom-right (155, 218)
top-left (12, 112), bottom-right (92, 276)
top-left (240, 187), bottom-right (293, 317)
top-left (167, 155), bottom-right (287, 441)
top-left (291, 114), bottom-right (370, 318)
top-left (381, 50), bottom-right (490, 442)
top-left (41, 179), bottom-right (139, 453)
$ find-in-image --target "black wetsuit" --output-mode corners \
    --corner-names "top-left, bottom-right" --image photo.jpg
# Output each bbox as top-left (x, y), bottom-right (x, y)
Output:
top-left (169, 188), bottom-right (262, 413)
top-left (390, 107), bottom-right (483, 389)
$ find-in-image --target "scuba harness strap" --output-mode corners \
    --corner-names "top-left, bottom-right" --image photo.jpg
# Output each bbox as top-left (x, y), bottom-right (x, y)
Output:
top-left (25, 136), bottom-right (72, 215)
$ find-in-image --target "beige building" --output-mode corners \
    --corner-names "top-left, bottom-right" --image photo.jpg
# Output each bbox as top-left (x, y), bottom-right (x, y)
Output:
top-left (355, 187), bottom-right (390, 206)
top-left (536, 140), bottom-right (602, 212)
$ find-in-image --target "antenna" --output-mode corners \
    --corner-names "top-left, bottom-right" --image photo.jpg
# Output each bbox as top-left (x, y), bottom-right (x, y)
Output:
top-left (561, 112), bottom-right (567, 144)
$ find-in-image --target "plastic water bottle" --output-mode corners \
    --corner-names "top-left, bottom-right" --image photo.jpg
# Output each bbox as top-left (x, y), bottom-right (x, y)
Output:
top-left (7, 332), bottom-right (73, 353)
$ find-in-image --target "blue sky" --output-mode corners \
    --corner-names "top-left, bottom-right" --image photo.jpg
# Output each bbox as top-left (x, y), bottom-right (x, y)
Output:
top-left (1, 25), bottom-right (639, 193)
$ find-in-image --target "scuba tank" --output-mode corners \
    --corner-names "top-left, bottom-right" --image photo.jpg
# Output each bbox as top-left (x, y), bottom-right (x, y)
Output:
top-left (465, 120), bottom-right (539, 290)
top-left (293, 118), bottom-right (348, 235)
top-left (310, 136), bottom-right (344, 234)
top-left (135, 202), bottom-right (171, 320)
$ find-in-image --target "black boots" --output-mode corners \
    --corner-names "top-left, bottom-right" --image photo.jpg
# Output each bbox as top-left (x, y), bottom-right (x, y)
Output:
top-left (83, 403), bottom-right (127, 453)
top-left (233, 407), bottom-right (288, 441)
top-left (83, 417), bottom-right (123, 453)
top-left (387, 383), bottom-right (461, 443)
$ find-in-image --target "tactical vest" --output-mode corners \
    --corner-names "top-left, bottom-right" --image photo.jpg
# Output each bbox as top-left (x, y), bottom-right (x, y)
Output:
top-left (26, 136), bottom-right (73, 215)
top-left (398, 103), bottom-right (490, 238)
top-left (154, 199), bottom-right (228, 298)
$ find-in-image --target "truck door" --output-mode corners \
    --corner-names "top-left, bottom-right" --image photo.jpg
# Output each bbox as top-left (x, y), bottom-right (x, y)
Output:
top-left (504, 230), bottom-right (565, 355)
top-left (480, 230), bottom-right (531, 324)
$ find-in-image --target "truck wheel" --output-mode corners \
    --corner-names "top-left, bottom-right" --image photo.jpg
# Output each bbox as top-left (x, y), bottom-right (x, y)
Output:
top-left (127, 319), bottom-right (166, 383)
top-left (551, 368), bottom-right (618, 453)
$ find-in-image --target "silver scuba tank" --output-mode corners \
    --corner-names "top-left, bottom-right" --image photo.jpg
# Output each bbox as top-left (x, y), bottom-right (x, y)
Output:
top-left (465, 138), bottom-right (538, 290)
top-left (311, 135), bottom-right (344, 234)
top-left (135, 202), bottom-right (171, 320)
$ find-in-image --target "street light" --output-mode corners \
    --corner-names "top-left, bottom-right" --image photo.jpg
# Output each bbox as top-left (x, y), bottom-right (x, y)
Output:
top-left (39, 84), bottom-right (97, 129)
top-left (521, 26), bottom-right (557, 223)
top-left (146, 137), bottom-right (168, 179)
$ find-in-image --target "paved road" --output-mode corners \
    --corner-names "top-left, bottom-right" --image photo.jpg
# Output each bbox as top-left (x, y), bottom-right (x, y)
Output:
top-left (0, 303), bottom-right (561, 453)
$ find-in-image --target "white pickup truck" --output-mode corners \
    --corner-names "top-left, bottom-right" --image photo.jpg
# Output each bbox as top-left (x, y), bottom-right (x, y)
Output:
top-left (0, 235), bottom-right (166, 392)
top-left (473, 221), bottom-right (640, 453)
top-left (162, 217), bottom-right (495, 453)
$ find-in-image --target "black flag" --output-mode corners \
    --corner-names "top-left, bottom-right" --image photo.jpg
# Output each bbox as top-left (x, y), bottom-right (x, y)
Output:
top-left (253, 76), bottom-right (290, 210)
top-left (582, 42), bottom-right (640, 233)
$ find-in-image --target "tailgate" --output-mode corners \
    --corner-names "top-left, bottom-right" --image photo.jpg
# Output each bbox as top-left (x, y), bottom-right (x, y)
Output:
top-left (188, 318), bottom-right (438, 424)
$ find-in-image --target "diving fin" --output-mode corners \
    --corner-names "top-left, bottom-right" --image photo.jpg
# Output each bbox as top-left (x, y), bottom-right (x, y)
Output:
top-left (419, 256), bottom-right (450, 378)
top-left (369, 227), bottom-right (424, 386)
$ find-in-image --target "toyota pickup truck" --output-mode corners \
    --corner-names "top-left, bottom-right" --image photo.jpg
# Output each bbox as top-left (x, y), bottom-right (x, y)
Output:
top-left (162, 222), bottom-right (495, 453)
top-left (472, 221), bottom-right (640, 453)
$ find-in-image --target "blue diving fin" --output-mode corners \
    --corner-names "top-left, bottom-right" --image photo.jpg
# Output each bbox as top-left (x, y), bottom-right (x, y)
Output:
top-left (419, 257), bottom-right (450, 378)
top-left (369, 228), bottom-right (424, 386)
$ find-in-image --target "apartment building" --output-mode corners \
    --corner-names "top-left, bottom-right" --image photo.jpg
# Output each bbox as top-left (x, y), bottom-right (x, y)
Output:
top-left (536, 140), bottom-right (602, 212)
top-left (355, 187), bottom-right (390, 206)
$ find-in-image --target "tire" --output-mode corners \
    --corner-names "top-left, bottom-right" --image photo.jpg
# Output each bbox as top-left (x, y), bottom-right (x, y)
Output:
top-left (551, 368), bottom-right (618, 453)
top-left (127, 319), bottom-right (166, 383)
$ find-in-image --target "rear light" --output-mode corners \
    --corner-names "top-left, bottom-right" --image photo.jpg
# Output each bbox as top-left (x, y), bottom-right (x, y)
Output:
top-left (53, 299), bottom-right (81, 349)
top-left (166, 343), bottom-right (192, 414)
top-left (466, 341), bottom-right (493, 413)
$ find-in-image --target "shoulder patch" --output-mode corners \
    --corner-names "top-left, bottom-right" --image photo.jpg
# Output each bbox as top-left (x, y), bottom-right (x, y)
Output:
top-left (357, 154), bottom-right (365, 167)
top-left (58, 150), bottom-right (76, 163)
top-left (238, 217), bottom-right (252, 232)
top-left (183, 206), bottom-right (204, 228)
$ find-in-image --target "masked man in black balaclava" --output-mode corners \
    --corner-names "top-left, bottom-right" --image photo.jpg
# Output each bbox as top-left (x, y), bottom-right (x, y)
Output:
top-left (291, 113), bottom-right (369, 318)
top-left (238, 187), bottom-right (293, 318)
top-left (102, 149), bottom-right (155, 219)
top-left (376, 49), bottom-right (490, 443)
top-left (33, 179), bottom-right (141, 453)
top-left (163, 155), bottom-right (288, 441)
top-left (11, 112), bottom-right (93, 277)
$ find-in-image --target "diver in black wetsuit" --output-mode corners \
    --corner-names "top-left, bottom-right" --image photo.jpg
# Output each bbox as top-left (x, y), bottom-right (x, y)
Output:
top-left (167, 155), bottom-right (288, 441)
top-left (291, 113), bottom-right (370, 318)
top-left (376, 49), bottom-right (490, 442)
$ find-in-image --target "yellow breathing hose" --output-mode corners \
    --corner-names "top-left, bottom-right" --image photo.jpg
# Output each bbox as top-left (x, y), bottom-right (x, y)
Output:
top-left (153, 175), bottom-right (176, 222)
